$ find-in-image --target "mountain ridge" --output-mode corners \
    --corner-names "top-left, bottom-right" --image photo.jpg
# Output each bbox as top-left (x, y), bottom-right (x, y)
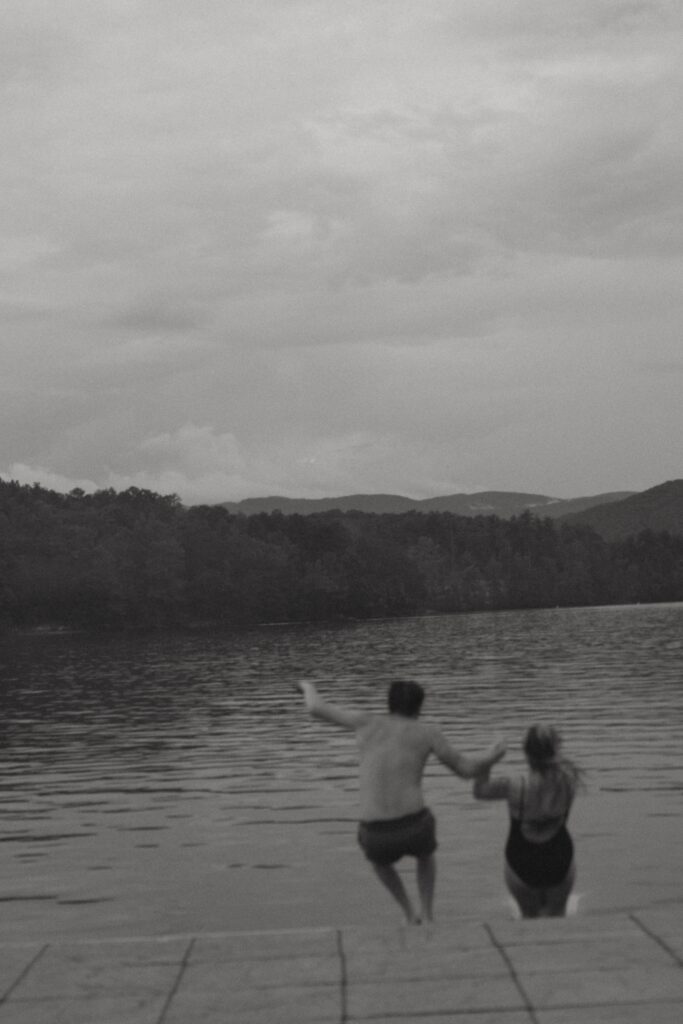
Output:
top-left (558, 479), bottom-right (683, 540)
top-left (218, 489), bottom-right (635, 519)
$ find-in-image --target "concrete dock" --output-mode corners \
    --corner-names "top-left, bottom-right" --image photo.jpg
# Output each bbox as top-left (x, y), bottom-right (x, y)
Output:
top-left (1, 906), bottom-right (682, 1023)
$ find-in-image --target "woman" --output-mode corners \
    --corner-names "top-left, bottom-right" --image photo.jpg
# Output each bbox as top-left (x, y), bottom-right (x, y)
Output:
top-left (474, 724), bottom-right (583, 918)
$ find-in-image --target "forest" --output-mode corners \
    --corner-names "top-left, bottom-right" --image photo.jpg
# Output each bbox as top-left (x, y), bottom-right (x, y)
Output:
top-left (1, 479), bottom-right (682, 631)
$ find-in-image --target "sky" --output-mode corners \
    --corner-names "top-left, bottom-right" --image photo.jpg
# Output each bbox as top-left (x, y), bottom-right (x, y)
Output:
top-left (1, 0), bottom-right (682, 505)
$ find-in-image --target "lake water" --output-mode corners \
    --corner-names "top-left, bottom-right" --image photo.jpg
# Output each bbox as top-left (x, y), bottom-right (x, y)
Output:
top-left (1, 603), bottom-right (682, 940)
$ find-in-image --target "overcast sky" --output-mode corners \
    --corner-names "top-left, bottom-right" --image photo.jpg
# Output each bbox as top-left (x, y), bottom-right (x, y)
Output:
top-left (2, 0), bottom-right (681, 505)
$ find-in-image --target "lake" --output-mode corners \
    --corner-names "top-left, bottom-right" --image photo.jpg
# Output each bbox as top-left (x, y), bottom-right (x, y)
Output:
top-left (1, 602), bottom-right (682, 940)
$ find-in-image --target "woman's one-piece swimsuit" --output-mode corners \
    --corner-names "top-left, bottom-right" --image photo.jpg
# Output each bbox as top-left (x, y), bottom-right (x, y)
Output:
top-left (505, 779), bottom-right (573, 888)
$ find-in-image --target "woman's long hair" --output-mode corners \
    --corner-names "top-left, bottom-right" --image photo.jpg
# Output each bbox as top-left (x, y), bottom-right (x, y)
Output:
top-left (523, 724), bottom-right (585, 812)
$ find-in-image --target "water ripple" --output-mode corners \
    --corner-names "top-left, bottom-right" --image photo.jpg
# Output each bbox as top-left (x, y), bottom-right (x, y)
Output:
top-left (1, 602), bottom-right (682, 935)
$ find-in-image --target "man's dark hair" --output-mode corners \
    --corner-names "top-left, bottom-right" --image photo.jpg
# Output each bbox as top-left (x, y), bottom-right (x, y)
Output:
top-left (388, 680), bottom-right (425, 718)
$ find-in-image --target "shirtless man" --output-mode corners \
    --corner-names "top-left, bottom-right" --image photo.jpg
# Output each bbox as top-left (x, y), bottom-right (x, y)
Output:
top-left (297, 678), bottom-right (506, 924)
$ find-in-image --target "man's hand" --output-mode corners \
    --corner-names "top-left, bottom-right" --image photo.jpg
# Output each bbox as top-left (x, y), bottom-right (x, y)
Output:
top-left (296, 680), bottom-right (324, 716)
top-left (489, 739), bottom-right (507, 764)
top-left (295, 680), bottom-right (367, 730)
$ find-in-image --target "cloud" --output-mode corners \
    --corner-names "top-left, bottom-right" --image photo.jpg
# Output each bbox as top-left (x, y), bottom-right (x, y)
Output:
top-left (2, 463), bottom-right (98, 495)
top-left (1, 1), bottom-right (682, 503)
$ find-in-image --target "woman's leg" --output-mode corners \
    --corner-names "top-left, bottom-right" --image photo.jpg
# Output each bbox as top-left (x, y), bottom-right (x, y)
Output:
top-left (504, 862), bottom-right (544, 919)
top-left (543, 861), bottom-right (576, 917)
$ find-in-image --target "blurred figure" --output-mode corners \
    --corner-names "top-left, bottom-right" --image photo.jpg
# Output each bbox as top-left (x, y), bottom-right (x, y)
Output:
top-left (297, 679), bottom-right (505, 925)
top-left (474, 724), bottom-right (583, 918)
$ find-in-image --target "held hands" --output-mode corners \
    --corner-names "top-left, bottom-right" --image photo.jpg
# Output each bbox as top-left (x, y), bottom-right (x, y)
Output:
top-left (489, 738), bottom-right (507, 764)
top-left (295, 680), bottom-right (319, 707)
top-left (472, 739), bottom-right (506, 782)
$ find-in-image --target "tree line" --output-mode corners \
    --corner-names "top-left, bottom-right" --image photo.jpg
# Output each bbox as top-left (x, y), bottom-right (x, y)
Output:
top-left (1, 479), bottom-right (682, 631)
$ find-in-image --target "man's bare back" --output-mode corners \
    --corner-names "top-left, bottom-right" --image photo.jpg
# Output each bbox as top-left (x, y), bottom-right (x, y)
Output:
top-left (297, 678), bottom-right (505, 924)
top-left (356, 714), bottom-right (439, 820)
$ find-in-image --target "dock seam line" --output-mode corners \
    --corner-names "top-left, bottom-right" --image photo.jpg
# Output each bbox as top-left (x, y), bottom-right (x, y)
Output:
top-left (0, 943), bottom-right (49, 1005)
top-left (335, 928), bottom-right (348, 1024)
top-left (484, 924), bottom-right (539, 1024)
top-left (630, 912), bottom-right (683, 968)
top-left (155, 936), bottom-right (195, 1024)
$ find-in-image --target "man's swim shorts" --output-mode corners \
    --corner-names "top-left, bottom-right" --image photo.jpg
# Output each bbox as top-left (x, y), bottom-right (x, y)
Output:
top-left (357, 807), bottom-right (437, 865)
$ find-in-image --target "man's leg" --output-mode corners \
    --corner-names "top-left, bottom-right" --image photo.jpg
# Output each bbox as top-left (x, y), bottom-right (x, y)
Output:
top-left (371, 862), bottom-right (419, 924)
top-left (416, 853), bottom-right (436, 922)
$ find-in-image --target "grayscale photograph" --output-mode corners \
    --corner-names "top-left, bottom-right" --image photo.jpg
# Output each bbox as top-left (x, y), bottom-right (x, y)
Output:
top-left (1, 2), bottom-right (682, 1022)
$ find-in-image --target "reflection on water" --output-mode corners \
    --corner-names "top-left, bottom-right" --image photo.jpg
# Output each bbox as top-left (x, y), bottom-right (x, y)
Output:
top-left (1, 603), bottom-right (682, 938)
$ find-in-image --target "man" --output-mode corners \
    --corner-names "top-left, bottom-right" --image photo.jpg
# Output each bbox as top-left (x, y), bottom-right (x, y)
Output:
top-left (297, 678), bottom-right (506, 924)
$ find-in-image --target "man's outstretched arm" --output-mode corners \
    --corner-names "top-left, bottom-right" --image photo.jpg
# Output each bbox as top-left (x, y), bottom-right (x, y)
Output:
top-left (296, 681), bottom-right (369, 730)
top-left (429, 728), bottom-right (507, 779)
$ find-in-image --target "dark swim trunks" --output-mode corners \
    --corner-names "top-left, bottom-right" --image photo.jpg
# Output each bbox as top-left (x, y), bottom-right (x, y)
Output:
top-left (357, 808), bottom-right (437, 865)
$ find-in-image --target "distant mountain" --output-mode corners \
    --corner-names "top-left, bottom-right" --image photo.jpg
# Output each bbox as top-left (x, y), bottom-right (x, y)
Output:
top-left (218, 493), bottom-right (418, 515)
top-left (418, 490), bottom-right (635, 519)
top-left (219, 489), bottom-right (635, 520)
top-left (539, 492), bottom-right (634, 519)
top-left (559, 480), bottom-right (683, 540)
